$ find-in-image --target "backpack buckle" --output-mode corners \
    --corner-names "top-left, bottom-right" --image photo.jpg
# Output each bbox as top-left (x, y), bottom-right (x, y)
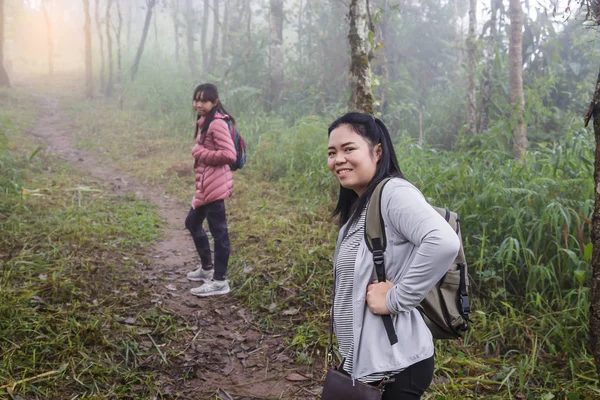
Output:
top-left (372, 249), bottom-right (384, 266)
top-left (460, 293), bottom-right (471, 315)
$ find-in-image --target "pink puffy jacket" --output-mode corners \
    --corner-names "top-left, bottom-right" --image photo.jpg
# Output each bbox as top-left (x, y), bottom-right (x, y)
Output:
top-left (191, 113), bottom-right (237, 209)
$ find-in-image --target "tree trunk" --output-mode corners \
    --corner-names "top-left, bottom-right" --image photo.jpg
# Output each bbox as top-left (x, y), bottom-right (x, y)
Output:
top-left (115, 0), bottom-right (122, 84)
top-left (586, 65), bottom-right (600, 382)
top-left (376, 0), bottom-right (390, 112)
top-left (466, 0), bottom-right (476, 135)
top-left (267, 0), bottom-right (283, 111)
top-left (153, 2), bottom-right (159, 55)
top-left (172, 0), bottom-right (180, 64)
top-left (105, 0), bottom-right (114, 96)
top-left (246, 0), bottom-right (251, 49)
top-left (130, 0), bottom-right (157, 81)
top-left (185, 0), bottom-right (198, 76)
top-left (95, 0), bottom-right (105, 92)
top-left (221, 0), bottom-right (228, 59)
top-left (42, 1), bottom-right (54, 76)
top-left (509, 0), bottom-right (528, 159)
top-left (0, 0), bottom-right (10, 87)
top-left (201, 0), bottom-right (209, 71)
top-left (210, 0), bottom-right (220, 73)
top-left (297, 0), bottom-right (303, 69)
top-left (83, 0), bottom-right (93, 97)
top-left (127, 0), bottom-right (132, 54)
top-left (348, 0), bottom-right (374, 114)
top-left (479, 0), bottom-right (498, 133)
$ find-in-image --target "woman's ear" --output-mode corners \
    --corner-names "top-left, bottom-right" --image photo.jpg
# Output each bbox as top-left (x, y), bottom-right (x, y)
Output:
top-left (375, 144), bottom-right (382, 161)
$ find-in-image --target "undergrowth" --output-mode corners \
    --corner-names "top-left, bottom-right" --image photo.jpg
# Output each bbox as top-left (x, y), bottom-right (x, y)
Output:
top-left (6, 77), bottom-right (600, 398)
top-left (0, 88), bottom-right (186, 399)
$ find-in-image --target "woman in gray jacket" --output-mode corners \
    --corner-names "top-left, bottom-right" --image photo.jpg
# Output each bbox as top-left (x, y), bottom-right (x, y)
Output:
top-left (326, 112), bottom-right (460, 399)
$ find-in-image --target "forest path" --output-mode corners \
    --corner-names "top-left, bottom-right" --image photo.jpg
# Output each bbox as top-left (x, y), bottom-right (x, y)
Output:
top-left (28, 93), bottom-right (320, 400)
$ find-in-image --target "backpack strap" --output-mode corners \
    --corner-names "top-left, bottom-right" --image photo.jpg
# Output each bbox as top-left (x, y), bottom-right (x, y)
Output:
top-left (365, 177), bottom-right (398, 346)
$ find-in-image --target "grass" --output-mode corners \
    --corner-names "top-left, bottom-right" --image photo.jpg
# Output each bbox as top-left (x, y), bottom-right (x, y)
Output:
top-left (0, 88), bottom-right (189, 399)
top-left (4, 74), bottom-right (600, 398)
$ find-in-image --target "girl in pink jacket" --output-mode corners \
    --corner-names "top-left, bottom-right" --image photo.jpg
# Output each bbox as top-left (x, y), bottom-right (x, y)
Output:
top-left (185, 83), bottom-right (237, 297)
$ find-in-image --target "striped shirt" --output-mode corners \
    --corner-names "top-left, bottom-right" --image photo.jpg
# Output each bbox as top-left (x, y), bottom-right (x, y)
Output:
top-left (333, 208), bottom-right (401, 383)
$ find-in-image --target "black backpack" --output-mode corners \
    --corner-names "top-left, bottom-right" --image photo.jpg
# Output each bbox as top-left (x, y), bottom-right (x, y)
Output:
top-left (223, 119), bottom-right (247, 171)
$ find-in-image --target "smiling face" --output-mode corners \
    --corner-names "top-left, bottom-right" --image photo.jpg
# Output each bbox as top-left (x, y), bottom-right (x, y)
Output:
top-left (193, 91), bottom-right (217, 116)
top-left (327, 124), bottom-right (381, 196)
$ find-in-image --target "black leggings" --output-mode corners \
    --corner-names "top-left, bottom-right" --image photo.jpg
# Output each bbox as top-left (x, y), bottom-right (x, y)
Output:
top-left (184, 201), bottom-right (230, 280)
top-left (378, 356), bottom-right (435, 400)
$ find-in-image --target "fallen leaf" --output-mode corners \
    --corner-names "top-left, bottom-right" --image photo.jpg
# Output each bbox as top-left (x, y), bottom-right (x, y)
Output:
top-left (286, 372), bottom-right (310, 382)
top-left (282, 308), bottom-right (299, 316)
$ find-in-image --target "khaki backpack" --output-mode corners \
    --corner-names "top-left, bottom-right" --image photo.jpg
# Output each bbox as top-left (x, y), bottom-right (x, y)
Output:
top-left (365, 178), bottom-right (471, 342)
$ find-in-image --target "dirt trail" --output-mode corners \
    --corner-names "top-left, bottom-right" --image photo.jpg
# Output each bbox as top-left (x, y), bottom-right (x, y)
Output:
top-left (30, 94), bottom-right (321, 399)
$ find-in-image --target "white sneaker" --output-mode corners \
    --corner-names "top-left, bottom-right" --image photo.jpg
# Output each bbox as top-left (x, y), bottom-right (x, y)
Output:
top-left (187, 267), bottom-right (214, 282)
top-left (190, 280), bottom-right (231, 297)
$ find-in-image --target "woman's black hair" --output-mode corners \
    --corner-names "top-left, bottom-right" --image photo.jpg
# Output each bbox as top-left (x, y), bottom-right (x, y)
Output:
top-left (328, 112), bottom-right (406, 230)
top-left (193, 83), bottom-right (235, 139)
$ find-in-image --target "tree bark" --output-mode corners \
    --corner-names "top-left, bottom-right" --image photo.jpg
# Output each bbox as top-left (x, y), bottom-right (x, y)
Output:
top-left (267, 0), bottom-right (283, 111)
top-left (348, 0), bottom-right (374, 114)
top-left (466, 0), bottom-right (476, 135)
top-left (95, 0), bottom-right (106, 92)
top-left (376, 0), bottom-right (390, 112)
top-left (586, 65), bottom-right (600, 381)
top-left (42, 1), bottom-right (54, 76)
top-left (153, 2), bottom-right (159, 55)
top-left (115, 0), bottom-right (122, 84)
top-left (105, 0), bottom-right (114, 96)
top-left (479, 0), bottom-right (498, 133)
top-left (83, 0), bottom-right (93, 97)
top-left (0, 0), bottom-right (10, 87)
top-left (297, 0), bottom-right (303, 69)
top-left (127, 0), bottom-right (132, 54)
top-left (209, 0), bottom-right (220, 73)
top-left (130, 0), bottom-right (157, 81)
top-left (185, 0), bottom-right (198, 76)
top-left (509, 0), bottom-right (528, 159)
top-left (201, 0), bottom-right (209, 71)
top-left (172, 0), bottom-right (180, 64)
top-left (221, 0), bottom-right (228, 59)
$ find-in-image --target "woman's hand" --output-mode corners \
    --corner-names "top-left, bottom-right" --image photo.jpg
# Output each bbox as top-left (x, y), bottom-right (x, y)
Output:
top-left (192, 144), bottom-right (203, 159)
top-left (366, 280), bottom-right (393, 315)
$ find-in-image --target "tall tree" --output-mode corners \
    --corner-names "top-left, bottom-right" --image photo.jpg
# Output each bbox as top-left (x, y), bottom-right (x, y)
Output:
top-left (587, 64), bottom-right (600, 382)
top-left (105, 0), bottom-right (114, 96)
top-left (509, 0), bottom-right (528, 158)
top-left (348, 0), bottom-right (374, 114)
top-left (221, 0), bottom-right (228, 59)
top-left (95, 0), bottom-right (106, 92)
top-left (0, 0), bottom-right (10, 87)
top-left (209, 0), bottom-right (220, 72)
top-left (42, 0), bottom-right (54, 76)
top-left (83, 0), bottom-right (93, 97)
top-left (172, 0), bottom-right (181, 64)
top-left (185, 0), bottom-right (198, 76)
top-left (479, 0), bottom-right (499, 133)
top-left (201, 0), bottom-right (209, 71)
top-left (267, 0), bottom-right (283, 111)
top-left (114, 0), bottom-right (122, 84)
top-left (466, 0), bottom-right (476, 135)
top-left (130, 0), bottom-right (157, 81)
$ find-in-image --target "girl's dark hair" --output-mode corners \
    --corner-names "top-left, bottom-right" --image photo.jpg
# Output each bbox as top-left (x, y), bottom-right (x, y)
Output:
top-left (193, 83), bottom-right (236, 138)
top-left (328, 112), bottom-right (405, 230)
